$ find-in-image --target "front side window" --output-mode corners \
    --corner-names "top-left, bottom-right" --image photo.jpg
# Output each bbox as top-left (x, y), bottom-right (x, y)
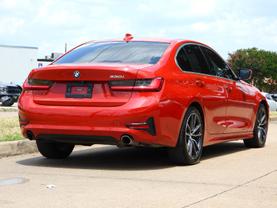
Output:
top-left (54, 41), bottom-right (169, 65)
top-left (201, 47), bottom-right (236, 80)
top-left (176, 44), bottom-right (210, 74)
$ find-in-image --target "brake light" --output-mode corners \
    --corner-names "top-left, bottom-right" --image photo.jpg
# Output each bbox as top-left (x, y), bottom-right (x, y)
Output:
top-left (109, 77), bottom-right (163, 91)
top-left (23, 79), bottom-right (53, 90)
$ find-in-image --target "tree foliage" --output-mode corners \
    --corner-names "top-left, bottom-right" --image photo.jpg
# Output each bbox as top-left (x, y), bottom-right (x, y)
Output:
top-left (227, 48), bottom-right (277, 93)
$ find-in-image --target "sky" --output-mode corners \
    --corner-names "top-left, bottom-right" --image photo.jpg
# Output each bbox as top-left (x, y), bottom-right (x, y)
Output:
top-left (1, 0), bottom-right (277, 59)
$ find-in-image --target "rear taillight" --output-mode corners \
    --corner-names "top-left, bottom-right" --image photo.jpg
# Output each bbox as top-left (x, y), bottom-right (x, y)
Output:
top-left (109, 77), bottom-right (163, 91)
top-left (23, 79), bottom-right (53, 90)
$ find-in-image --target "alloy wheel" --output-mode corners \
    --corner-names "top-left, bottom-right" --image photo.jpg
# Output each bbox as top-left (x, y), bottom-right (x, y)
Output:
top-left (184, 112), bottom-right (203, 160)
top-left (256, 107), bottom-right (268, 143)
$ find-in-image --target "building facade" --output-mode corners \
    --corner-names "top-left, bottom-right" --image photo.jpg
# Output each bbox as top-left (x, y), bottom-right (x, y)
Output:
top-left (0, 44), bottom-right (38, 84)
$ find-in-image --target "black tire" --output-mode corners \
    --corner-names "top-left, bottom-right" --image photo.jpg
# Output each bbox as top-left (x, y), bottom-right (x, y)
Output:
top-left (36, 140), bottom-right (75, 159)
top-left (244, 104), bottom-right (268, 148)
top-left (1, 98), bottom-right (14, 106)
top-left (168, 106), bottom-right (204, 165)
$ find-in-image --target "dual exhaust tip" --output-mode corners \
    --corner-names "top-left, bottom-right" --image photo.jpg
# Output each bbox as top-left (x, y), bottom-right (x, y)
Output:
top-left (120, 134), bottom-right (134, 146)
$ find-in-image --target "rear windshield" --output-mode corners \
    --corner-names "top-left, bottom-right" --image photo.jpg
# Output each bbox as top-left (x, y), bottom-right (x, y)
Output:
top-left (55, 41), bottom-right (169, 65)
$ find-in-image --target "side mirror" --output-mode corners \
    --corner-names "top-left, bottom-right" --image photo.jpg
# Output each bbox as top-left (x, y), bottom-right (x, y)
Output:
top-left (238, 68), bottom-right (252, 81)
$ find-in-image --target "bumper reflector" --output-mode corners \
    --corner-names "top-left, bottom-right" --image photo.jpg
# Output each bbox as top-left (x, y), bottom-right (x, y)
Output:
top-left (126, 117), bottom-right (156, 136)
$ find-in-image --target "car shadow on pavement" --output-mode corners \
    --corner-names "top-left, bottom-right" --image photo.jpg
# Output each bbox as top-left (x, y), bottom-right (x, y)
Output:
top-left (17, 146), bottom-right (172, 171)
top-left (17, 141), bottom-right (249, 171)
top-left (201, 141), bottom-right (249, 161)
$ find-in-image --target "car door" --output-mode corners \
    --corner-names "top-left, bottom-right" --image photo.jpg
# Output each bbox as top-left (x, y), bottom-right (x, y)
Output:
top-left (176, 44), bottom-right (228, 135)
top-left (201, 46), bottom-right (255, 133)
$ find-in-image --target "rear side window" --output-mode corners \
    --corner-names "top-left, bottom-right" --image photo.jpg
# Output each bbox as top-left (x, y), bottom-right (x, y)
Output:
top-left (55, 41), bottom-right (169, 65)
top-left (176, 48), bottom-right (191, 71)
top-left (176, 44), bottom-right (209, 74)
top-left (201, 47), bottom-right (236, 80)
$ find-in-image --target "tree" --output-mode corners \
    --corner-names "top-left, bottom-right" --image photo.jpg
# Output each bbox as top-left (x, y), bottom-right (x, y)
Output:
top-left (227, 48), bottom-right (277, 93)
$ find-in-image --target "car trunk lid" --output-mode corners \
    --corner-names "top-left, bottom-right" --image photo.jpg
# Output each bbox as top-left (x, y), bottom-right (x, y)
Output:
top-left (28, 63), bottom-right (150, 107)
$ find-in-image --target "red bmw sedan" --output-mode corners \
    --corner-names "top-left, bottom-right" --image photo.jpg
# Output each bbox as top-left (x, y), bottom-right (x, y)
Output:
top-left (18, 35), bottom-right (269, 165)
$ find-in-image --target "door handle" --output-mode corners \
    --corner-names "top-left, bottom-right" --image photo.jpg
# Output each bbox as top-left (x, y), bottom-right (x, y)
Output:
top-left (195, 79), bottom-right (205, 87)
top-left (225, 86), bottom-right (232, 93)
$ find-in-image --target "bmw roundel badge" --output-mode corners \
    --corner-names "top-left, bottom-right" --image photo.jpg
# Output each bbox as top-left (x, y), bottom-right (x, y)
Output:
top-left (73, 71), bottom-right (80, 78)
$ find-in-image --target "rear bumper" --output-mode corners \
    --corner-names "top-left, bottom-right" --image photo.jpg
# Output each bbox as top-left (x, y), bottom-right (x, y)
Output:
top-left (36, 134), bottom-right (118, 145)
top-left (18, 93), bottom-right (181, 147)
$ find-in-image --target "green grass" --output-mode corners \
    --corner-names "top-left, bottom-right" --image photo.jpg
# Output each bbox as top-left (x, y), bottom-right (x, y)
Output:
top-left (0, 117), bottom-right (23, 142)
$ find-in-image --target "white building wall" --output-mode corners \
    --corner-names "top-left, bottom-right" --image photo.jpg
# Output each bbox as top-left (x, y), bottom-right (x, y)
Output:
top-left (0, 45), bottom-right (38, 85)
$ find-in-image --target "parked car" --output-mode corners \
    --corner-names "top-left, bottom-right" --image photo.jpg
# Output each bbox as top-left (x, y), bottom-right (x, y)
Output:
top-left (271, 94), bottom-right (277, 102)
top-left (18, 36), bottom-right (269, 165)
top-left (0, 82), bottom-right (22, 106)
top-left (262, 93), bottom-right (277, 111)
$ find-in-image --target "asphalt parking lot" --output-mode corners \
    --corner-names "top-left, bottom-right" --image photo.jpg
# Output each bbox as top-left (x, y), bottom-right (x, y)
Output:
top-left (0, 122), bottom-right (277, 208)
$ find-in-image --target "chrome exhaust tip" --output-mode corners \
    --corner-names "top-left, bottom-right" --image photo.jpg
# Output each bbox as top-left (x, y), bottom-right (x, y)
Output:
top-left (120, 134), bottom-right (134, 146)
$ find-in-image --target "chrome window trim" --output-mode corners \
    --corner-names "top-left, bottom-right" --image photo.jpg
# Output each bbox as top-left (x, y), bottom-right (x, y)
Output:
top-left (174, 42), bottom-right (238, 82)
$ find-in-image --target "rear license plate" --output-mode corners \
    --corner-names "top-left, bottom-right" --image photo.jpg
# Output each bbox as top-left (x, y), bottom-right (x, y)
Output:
top-left (65, 82), bottom-right (93, 98)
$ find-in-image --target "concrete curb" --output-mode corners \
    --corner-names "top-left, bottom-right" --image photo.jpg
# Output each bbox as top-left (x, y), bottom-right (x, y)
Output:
top-left (0, 106), bottom-right (18, 112)
top-left (270, 116), bottom-right (277, 122)
top-left (0, 140), bottom-right (37, 158)
top-left (0, 108), bottom-right (18, 112)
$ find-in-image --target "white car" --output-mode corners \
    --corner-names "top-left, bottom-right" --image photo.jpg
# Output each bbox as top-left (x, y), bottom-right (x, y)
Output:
top-left (262, 92), bottom-right (277, 111)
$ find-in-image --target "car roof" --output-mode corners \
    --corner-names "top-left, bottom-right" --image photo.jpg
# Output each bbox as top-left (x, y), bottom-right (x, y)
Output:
top-left (84, 38), bottom-right (207, 46)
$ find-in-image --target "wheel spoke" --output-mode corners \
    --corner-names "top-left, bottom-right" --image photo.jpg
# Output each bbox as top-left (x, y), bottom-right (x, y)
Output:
top-left (189, 115), bottom-right (195, 130)
top-left (192, 114), bottom-right (197, 127)
top-left (191, 142), bottom-right (196, 156)
top-left (191, 133), bottom-right (202, 137)
top-left (261, 114), bottom-right (266, 122)
top-left (260, 121), bottom-right (266, 126)
top-left (187, 139), bottom-right (193, 156)
top-left (186, 124), bottom-right (192, 134)
top-left (191, 139), bottom-right (199, 158)
top-left (192, 124), bottom-right (201, 134)
top-left (259, 114), bottom-right (266, 125)
top-left (191, 138), bottom-right (199, 152)
top-left (257, 126), bottom-right (266, 141)
top-left (261, 128), bottom-right (266, 137)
